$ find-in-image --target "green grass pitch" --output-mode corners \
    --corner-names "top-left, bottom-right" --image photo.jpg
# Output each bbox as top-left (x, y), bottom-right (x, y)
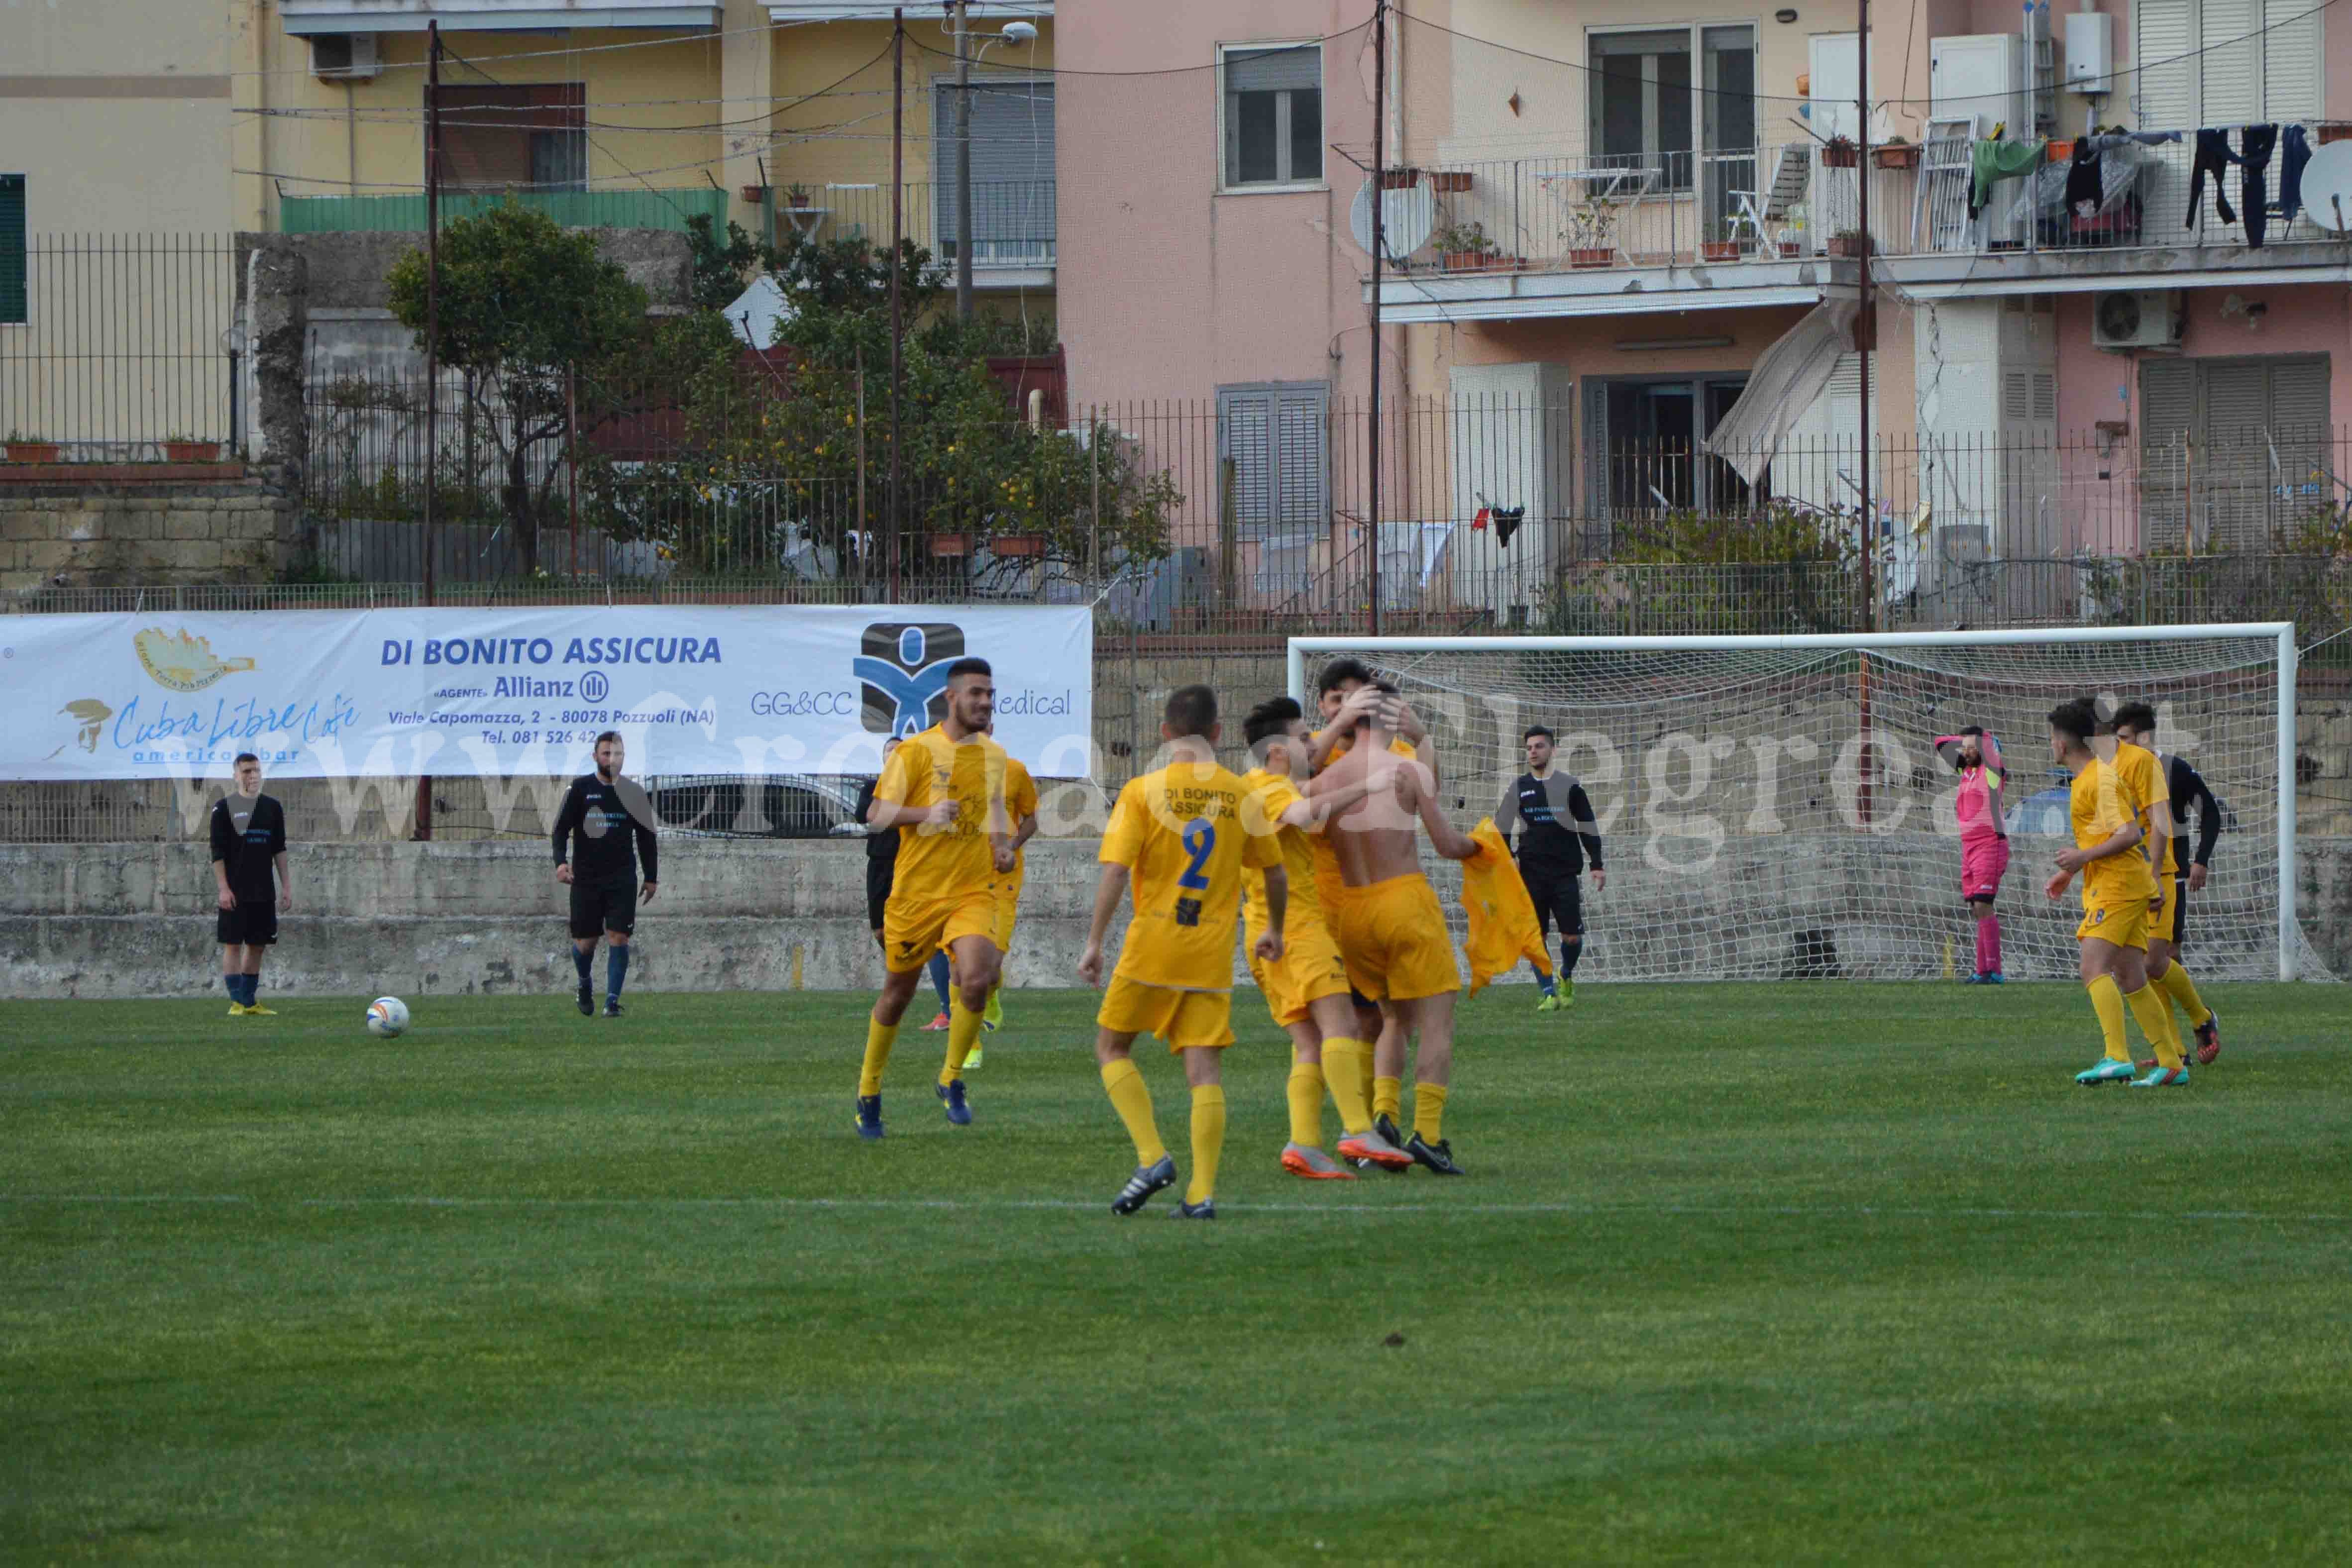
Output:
top-left (4, 982), bottom-right (2350, 1565)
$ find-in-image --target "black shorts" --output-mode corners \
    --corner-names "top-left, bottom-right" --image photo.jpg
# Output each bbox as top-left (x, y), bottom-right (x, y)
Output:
top-left (866, 860), bottom-right (895, 932)
top-left (1521, 861), bottom-right (1585, 941)
top-left (569, 873), bottom-right (639, 939)
top-left (2169, 875), bottom-right (2190, 949)
top-left (216, 897), bottom-right (278, 946)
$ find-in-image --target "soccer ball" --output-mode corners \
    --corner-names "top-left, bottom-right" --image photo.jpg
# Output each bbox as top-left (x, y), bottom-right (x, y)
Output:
top-left (365, 996), bottom-right (410, 1038)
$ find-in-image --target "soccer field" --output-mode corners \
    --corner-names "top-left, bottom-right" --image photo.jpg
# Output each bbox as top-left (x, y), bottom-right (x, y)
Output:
top-left (4, 984), bottom-right (2349, 1565)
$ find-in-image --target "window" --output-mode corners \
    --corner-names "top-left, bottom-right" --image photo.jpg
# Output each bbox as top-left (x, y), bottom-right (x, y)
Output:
top-left (0, 175), bottom-right (24, 325)
top-left (1589, 26), bottom-right (1755, 192)
top-left (1222, 44), bottom-right (1322, 189)
top-left (932, 79), bottom-right (1056, 266)
top-left (2135, 0), bottom-right (2321, 130)
top-left (1217, 382), bottom-right (1328, 541)
top-left (2140, 354), bottom-right (2329, 549)
top-left (1582, 374), bottom-right (1753, 516)
top-left (430, 85), bottom-right (587, 192)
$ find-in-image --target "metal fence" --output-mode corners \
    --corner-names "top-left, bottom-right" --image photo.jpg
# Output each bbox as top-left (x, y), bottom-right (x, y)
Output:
top-left (0, 234), bottom-right (239, 453)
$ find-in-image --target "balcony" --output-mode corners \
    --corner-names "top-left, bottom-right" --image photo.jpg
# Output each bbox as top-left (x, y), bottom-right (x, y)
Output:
top-left (767, 179), bottom-right (1055, 287)
top-left (282, 1), bottom-right (720, 31)
top-left (279, 187), bottom-right (729, 235)
top-left (1372, 135), bottom-right (2352, 320)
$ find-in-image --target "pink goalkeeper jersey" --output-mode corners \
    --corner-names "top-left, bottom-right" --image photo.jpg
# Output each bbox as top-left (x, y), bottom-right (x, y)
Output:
top-left (1938, 732), bottom-right (2007, 840)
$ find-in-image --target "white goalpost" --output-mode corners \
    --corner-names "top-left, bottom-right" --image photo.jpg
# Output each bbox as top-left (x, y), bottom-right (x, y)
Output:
top-left (1290, 624), bottom-right (2315, 984)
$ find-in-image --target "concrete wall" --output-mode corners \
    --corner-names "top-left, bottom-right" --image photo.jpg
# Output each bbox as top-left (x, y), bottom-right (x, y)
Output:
top-left (0, 481), bottom-right (299, 593)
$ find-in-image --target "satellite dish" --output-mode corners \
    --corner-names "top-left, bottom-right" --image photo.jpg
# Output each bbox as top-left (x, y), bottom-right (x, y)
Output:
top-left (1350, 177), bottom-right (1436, 261)
top-left (2295, 141), bottom-right (2352, 231)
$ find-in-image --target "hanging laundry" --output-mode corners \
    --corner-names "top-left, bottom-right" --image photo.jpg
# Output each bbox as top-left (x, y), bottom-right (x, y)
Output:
top-left (1970, 138), bottom-right (2047, 219)
top-left (2188, 127), bottom-right (2243, 228)
top-left (2065, 139), bottom-right (2105, 217)
top-left (2278, 123), bottom-right (2313, 224)
top-left (2238, 124), bottom-right (2278, 247)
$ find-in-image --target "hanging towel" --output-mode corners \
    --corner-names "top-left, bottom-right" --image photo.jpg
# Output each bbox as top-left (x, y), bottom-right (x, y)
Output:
top-left (2188, 127), bottom-right (2242, 227)
top-left (2278, 123), bottom-right (2313, 224)
top-left (1970, 138), bottom-right (2047, 218)
top-left (2065, 140), bottom-right (2106, 216)
top-left (2238, 124), bottom-right (2278, 246)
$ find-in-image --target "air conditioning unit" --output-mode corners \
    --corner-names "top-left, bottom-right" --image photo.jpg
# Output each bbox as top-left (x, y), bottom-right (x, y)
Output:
top-left (309, 33), bottom-right (382, 82)
top-left (2092, 290), bottom-right (2182, 350)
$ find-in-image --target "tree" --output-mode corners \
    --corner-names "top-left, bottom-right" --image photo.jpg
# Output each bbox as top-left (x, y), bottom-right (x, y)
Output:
top-left (387, 203), bottom-right (650, 572)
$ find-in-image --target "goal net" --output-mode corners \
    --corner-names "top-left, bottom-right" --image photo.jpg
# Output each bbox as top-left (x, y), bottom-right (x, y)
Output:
top-left (1291, 626), bottom-right (2320, 984)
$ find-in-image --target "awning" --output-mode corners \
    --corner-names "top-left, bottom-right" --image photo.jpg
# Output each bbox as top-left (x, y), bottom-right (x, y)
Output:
top-left (283, 5), bottom-right (720, 34)
top-left (1701, 298), bottom-right (1859, 487)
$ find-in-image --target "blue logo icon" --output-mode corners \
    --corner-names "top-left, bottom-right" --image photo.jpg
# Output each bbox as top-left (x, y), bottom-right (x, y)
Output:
top-left (855, 622), bottom-right (965, 737)
top-left (580, 670), bottom-right (611, 704)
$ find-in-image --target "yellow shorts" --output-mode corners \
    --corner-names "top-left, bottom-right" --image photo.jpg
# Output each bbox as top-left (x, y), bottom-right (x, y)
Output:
top-left (883, 884), bottom-right (999, 973)
top-left (992, 870), bottom-right (1024, 954)
top-left (1331, 874), bottom-right (1460, 1003)
top-left (1097, 973), bottom-right (1234, 1051)
top-left (1246, 909), bottom-right (1352, 1027)
top-left (2151, 873), bottom-right (2179, 945)
top-left (2077, 895), bottom-right (2150, 950)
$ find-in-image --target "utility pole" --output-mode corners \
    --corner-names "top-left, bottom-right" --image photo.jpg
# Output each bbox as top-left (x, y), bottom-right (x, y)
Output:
top-left (1855, 0), bottom-right (1875, 634)
top-left (889, 9), bottom-right (905, 599)
top-left (952, 0), bottom-right (974, 319)
top-left (417, 18), bottom-right (440, 843)
top-left (1367, 0), bottom-right (1387, 636)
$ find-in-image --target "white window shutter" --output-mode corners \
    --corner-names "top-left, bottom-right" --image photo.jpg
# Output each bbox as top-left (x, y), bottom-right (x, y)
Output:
top-left (1218, 389), bottom-right (1272, 533)
top-left (2199, 0), bottom-right (2262, 126)
top-left (2261, 0), bottom-right (2323, 121)
top-left (1273, 387), bottom-right (1328, 528)
top-left (2134, 0), bottom-right (2198, 130)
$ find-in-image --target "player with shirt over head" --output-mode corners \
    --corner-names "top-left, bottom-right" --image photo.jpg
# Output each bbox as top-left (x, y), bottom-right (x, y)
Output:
top-left (2044, 698), bottom-right (2188, 1088)
top-left (551, 730), bottom-right (658, 1018)
top-left (1079, 685), bottom-right (1286, 1219)
top-left (1496, 724), bottom-right (1607, 1011)
top-left (1932, 727), bottom-right (2010, 984)
top-left (209, 752), bottom-right (291, 1016)
top-left (2109, 701), bottom-right (2224, 1066)
top-left (855, 658), bottom-right (1012, 1138)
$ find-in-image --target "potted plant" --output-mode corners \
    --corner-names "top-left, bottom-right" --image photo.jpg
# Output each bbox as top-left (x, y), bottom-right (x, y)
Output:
top-left (1821, 135), bottom-right (1860, 168)
top-left (2320, 122), bottom-right (2352, 145)
top-left (161, 435), bottom-right (221, 463)
top-left (740, 183), bottom-right (768, 204)
top-left (1827, 227), bottom-right (1871, 258)
top-left (4, 432), bottom-right (61, 464)
top-left (785, 182), bottom-right (812, 209)
top-left (1564, 195), bottom-right (1618, 268)
top-left (1380, 167), bottom-right (1422, 190)
top-left (1700, 234), bottom-right (1754, 262)
top-left (989, 531), bottom-right (1048, 558)
top-left (1872, 135), bottom-right (1920, 170)
top-left (1428, 169), bottom-right (1475, 193)
top-left (1435, 219), bottom-right (1499, 271)
top-left (928, 531), bottom-right (970, 558)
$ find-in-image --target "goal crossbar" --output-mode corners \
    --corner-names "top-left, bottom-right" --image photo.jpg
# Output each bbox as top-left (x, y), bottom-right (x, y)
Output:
top-left (1289, 624), bottom-right (2302, 981)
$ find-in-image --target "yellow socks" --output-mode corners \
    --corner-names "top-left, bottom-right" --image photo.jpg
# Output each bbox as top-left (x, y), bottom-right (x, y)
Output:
top-left (939, 994), bottom-right (983, 1085)
top-left (2125, 984), bottom-right (2186, 1071)
top-left (1285, 1061), bottom-right (1325, 1148)
top-left (859, 1019), bottom-right (898, 1096)
top-left (1100, 1059), bottom-right (1166, 1165)
top-left (1321, 1037), bottom-right (1371, 1134)
top-left (1413, 1082), bottom-right (1448, 1142)
top-left (1187, 1084), bottom-right (1225, 1205)
top-left (2154, 962), bottom-right (2212, 1027)
top-left (1373, 1076), bottom-right (1403, 1124)
top-left (1358, 1047), bottom-right (1376, 1118)
top-left (2086, 973), bottom-right (2129, 1061)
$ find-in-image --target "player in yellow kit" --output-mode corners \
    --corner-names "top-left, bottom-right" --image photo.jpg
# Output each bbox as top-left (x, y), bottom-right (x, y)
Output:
top-left (1079, 684), bottom-right (1285, 1219)
top-left (2110, 701), bottom-right (2223, 1066)
top-left (961, 724), bottom-right (1039, 1067)
top-left (1239, 696), bottom-right (1389, 1178)
top-left (2044, 697), bottom-right (2188, 1087)
top-left (855, 658), bottom-right (1013, 1138)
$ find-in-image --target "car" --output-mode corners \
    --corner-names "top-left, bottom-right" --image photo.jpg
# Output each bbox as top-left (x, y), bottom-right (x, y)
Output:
top-left (644, 774), bottom-right (867, 839)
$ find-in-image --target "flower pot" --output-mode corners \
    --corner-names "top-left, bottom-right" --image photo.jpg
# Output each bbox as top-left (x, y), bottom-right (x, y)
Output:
top-left (1821, 143), bottom-right (1860, 168)
top-left (1568, 247), bottom-right (1617, 269)
top-left (1827, 234), bottom-right (1872, 259)
top-left (1480, 254), bottom-right (1524, 272)
top-left (1380, 168), bottom-right (1422, 189)
top-left (928, 532), bottom-right (970, 558)
top-left (1427, 171), bottom-right (1474, 193)
top-left (5, 441), bottom-right (61, 464)
top-left (1777, 239), bottom-right (1802, 258)
top-left (1872, 143), bottom-right (1920, 170)
top-left (2320, 122), bottom-right (2352, 146)
top-left (787, 194), bottom-right (811, 209)
top-left (740, 185), bottom-right (767, 203)
top-left (1700, 239), bottom-right (1749, 261)
top-left (989, 532), bottom-right (1047, 558)
top-left (1440, 250), bottom-right (1490, 271)
top-left (162, 440), bottom-right (220, 463)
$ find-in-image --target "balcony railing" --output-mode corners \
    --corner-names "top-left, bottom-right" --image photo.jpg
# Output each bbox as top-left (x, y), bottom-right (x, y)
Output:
top-left (279, 187), bottom-right (730, 236)
top-left (1391, 135), bottom-right (2336, 277)
top-left (771, 179), bottom-right (1055, 269)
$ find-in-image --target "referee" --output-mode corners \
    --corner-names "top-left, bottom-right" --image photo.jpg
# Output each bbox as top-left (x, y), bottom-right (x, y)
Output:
top-left (552, 730), bottom-right (658, 1018)
top-left (1496, 725), bottom-right (1606, 1012)
top-left (209, 751), bottom-right (291, 1016)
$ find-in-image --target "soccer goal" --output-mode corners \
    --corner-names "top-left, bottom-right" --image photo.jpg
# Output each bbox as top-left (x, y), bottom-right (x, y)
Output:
top-left (1290, 624), bottom-right (2318, 983)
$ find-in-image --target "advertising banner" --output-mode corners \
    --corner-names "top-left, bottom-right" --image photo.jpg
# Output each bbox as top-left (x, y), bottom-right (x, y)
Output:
top-left (1, 605), bottom-right (1094, 780)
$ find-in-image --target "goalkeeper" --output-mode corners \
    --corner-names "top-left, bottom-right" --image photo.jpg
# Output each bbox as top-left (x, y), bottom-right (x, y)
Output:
top-left (1933, 727), bottom-right (2010, 984)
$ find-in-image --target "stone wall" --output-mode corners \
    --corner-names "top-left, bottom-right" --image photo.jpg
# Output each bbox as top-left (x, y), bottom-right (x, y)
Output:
top-left (0, 481), bottom-right (300, 593)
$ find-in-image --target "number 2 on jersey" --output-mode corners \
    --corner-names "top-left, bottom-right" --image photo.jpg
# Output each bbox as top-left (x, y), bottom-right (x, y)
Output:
top-left (1177, 818), bottom-right (1215, 890)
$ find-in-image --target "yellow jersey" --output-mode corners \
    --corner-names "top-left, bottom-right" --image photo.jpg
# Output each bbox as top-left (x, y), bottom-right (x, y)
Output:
top-left (873, 723), bottom-right (1007, 905)
top-left (1002, 756), bottom-right (1040, 878)
top-left (2113, 740), bottom-right (2175, 879)
top-left (1239, 766), bottom-right (1328, 936)
top-left (2070, 756), bottom-right (2157, 908)
top-left (1103, 757), bottom-right (1282, 992)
